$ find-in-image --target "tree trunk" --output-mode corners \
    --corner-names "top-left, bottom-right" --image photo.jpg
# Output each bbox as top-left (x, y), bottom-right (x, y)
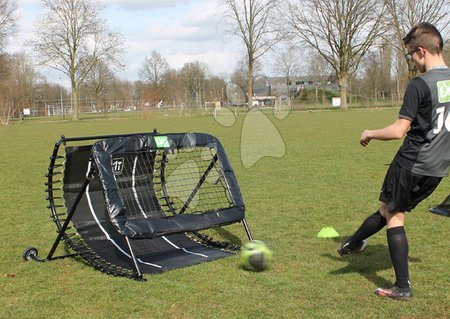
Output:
top-left (322, 87), bottom-right (326, 104)
top-left (396, 74), bottom-right (401, 105)
top-left (71, 81), bottom-right (79, 120)
top-left (247, 61), bottom-right (253, 109)
top-left (338, 75), bottom-right (348, 110)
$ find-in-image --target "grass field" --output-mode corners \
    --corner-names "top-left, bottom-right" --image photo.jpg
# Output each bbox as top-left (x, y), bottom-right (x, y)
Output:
top-left (1, 109), bottom-right (448, 319)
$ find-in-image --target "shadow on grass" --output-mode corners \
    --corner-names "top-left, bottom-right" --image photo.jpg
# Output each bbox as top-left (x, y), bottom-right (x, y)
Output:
top-left (322, 238), bottom-right (422, 287)
top-left (213, 227), bottom-right (244, 246)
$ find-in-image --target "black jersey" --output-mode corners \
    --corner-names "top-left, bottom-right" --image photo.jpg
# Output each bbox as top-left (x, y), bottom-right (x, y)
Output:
top-left (395, 67), bottom-right (450, 177)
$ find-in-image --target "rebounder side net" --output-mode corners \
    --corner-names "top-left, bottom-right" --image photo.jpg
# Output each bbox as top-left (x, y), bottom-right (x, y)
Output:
top-left (25, 132), bottom-right (252, 280)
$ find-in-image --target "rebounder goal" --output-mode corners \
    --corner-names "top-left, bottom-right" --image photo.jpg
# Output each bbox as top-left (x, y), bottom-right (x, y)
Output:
top-left (23, 131), bottom-right (253, 280)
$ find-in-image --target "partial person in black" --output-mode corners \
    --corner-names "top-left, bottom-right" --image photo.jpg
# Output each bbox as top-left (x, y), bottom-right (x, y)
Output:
top-left (337, 22), bottom-right (450, 300)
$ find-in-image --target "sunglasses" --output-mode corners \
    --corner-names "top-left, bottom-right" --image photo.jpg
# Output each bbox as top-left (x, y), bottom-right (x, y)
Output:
top-left (405, 47), bottom-right (420, 61)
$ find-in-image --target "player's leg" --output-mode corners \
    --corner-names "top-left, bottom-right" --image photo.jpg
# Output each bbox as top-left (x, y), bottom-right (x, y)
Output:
top-left (386, 212), bottom-right (409, 290)
top-left (336, 160), bottom-right (396, 257)
top-left (375, 210), bottom-right (412, 300)
top-left (375, 171), bottom-right (442, 300)
top-left (336, 208), bottom-right (386, 256)
top-left (384, 210), bottom-right (409, 281)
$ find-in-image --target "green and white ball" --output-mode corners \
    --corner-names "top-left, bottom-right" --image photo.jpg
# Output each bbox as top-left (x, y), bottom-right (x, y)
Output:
top-left (239, 240), bottom-right (273, 271)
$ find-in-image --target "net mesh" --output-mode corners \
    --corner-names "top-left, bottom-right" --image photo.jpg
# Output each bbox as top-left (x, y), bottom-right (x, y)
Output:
top-left (111, 146), bottom-right (233, 219)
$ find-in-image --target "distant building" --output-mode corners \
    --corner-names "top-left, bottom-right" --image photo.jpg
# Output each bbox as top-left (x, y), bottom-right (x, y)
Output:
top-left (268, 76), bottom-right (338, 97)
top-left (252, 96), bottom-right (276, 107)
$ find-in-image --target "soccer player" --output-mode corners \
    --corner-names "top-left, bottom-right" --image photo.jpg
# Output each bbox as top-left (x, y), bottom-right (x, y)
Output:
top-left (337, 22), bottom-right (450, 300)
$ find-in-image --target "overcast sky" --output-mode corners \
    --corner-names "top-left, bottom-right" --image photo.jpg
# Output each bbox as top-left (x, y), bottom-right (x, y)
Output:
top-left (7, 0), bottom-right (243, 84)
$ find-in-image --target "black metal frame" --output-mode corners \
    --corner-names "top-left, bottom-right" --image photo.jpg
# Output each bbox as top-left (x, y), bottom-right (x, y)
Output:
top-left (429, 194), bottom-right (450, 217)
top-left (24, 132), bottom-right (253, 281)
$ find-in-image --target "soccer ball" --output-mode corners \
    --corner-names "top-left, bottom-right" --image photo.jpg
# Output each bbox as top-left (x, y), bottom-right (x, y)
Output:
top-left (239, 240), bottom-right (273, 271)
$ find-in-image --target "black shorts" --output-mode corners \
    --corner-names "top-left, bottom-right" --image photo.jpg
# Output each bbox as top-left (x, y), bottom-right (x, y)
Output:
top-left (379, 161), bottom-right (442, 213)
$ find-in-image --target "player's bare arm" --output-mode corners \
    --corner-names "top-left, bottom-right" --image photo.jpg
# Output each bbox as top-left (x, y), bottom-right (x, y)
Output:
top-left (360, 118), bottom-right (412, 147)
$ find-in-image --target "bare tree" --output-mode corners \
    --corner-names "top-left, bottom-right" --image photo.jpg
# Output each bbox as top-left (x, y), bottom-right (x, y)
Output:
top-left (0, 0), bottom-right (17, 124)
top-left (30, 0), bottom-right (125, 120)
top-left (284, 0), bottom-right (386, 109)
top-left (272, 47), bottom-right (302, 102)
top-left (9, 52), bottom-right (39, 109)
top-left (180, 61), bottom-right (207, 107)
top-left (139, 51), bottom-right (169, 87)
top-left (164, 69), bottom-right (188, 109)
top-left (106, 78), bottom-right (134, 110)
top-left (230, 56), bottom-right (262, 103)
top-left (307, 52), bottom-right (333, 104)
top-left (0, 0), bottom-right (17, 51)
top-left (205, 75), bottom-right (227, 103)
top-left (358, 42), bottom-right (394, 102)
top-left (222, 0), bottom-right (281, 107)
top-left (384, 0), bottom-right (450, 80)
top-left (138, 51), bottom-right (170, 109)
top-left (84, 60), bottom-right (115, 113)
top-left (0, 52), bottom-right (39, 124)
top-left (230, 67), bottom-right (247, 99)
top-left (0, 53), bottom-right (11, 124)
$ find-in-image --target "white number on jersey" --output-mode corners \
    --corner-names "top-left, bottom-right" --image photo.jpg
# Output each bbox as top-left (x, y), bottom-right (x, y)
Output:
top-left (433, 106), bottom-right (450, 134)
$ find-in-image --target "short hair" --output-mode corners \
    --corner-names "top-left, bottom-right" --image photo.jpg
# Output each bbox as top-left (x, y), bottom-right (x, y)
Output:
top-left (403, 22), bottom-right (443, 54)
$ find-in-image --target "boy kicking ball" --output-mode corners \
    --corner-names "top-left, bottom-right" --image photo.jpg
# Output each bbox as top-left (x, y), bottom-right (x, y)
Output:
top-left (338, 22), bottom-right (450, 300)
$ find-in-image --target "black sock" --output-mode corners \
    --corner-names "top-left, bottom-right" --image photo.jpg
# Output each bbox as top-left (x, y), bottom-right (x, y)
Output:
top-left (387, 226), bottom-right (410, 289)
top-left (347, 211), bottom-right (386, 248)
